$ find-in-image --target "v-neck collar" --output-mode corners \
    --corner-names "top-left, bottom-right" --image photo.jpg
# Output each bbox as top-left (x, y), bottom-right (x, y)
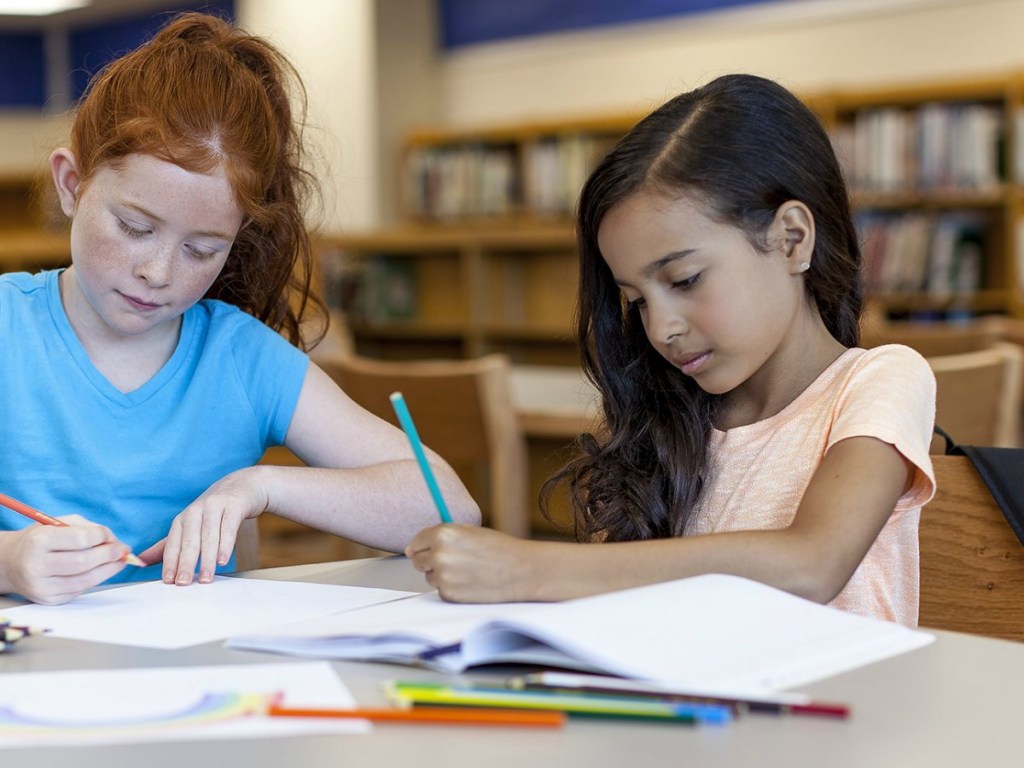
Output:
top-left (45, 269), bottom-right (196, 407)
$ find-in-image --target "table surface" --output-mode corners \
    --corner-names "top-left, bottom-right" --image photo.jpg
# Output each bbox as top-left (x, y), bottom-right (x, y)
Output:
top-left (2, 556), bottom-right (1021, 768)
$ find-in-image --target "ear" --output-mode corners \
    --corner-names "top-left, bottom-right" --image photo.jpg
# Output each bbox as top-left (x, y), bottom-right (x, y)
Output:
top-left (772, 200), bottom-right (815, 274)
top-left (49, 148), bottom-right (82, 218)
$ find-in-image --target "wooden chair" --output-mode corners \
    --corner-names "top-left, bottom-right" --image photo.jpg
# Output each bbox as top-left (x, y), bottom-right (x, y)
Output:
top-left (861, 319), bottom-right (1001, 358)
top-left (919, 454), bottom-right (1024, 642)
top-left (927, 341), bottom-right (1023, 451)
top-left (322, 353), bottom-right (530, 538)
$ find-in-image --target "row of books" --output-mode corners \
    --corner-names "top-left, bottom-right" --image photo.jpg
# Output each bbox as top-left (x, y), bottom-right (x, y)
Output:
top-left (831, 102), bottom-right (1003, 194)
top-left (321, 253), bottom-right (417, 323)
top-left (402, 133), bottom-right (617, 221)
top-left (857, 211), bottom-right (985, 298)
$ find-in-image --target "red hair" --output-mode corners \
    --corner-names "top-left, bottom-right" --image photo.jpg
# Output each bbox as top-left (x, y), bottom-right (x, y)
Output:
top-left (70, 12), bottom-right (324, 347)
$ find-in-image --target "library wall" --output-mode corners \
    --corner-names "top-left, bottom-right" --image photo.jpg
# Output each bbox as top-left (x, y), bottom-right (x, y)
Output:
top-left (436, 0), bottom-right (1024, 126)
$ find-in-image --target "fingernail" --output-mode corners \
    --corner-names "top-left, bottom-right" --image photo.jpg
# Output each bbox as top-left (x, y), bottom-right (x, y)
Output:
top-left (175, 573), bottom-right (191, 586)
top-left (163, 571), bottom-right (175, 583)
top-left (199, 570), bottom-right (213, 583)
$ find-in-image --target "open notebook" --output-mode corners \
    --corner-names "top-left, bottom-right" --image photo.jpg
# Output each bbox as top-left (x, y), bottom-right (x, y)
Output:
top-left (227, 574), bottom-right (934, 695)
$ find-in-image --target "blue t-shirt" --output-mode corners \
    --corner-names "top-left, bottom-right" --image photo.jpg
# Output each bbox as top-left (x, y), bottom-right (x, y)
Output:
top-left (0, 270), bottom-right (309, 583)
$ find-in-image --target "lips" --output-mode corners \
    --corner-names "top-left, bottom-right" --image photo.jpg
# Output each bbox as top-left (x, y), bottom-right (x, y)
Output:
top-left (120, 291), bottom-right (162, 311)
top-left (676, 351), bottom-right (710, 375)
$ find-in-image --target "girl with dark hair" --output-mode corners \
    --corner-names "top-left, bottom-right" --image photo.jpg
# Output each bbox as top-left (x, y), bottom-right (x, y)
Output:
top-left (0, 12), bottom-right (478, 605)
top-left (408, 74), bottom-right (935, 625)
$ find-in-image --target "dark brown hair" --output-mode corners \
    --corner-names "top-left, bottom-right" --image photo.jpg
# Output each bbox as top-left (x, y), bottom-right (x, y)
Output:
top-left (542, 74), bottom-right (863, 542)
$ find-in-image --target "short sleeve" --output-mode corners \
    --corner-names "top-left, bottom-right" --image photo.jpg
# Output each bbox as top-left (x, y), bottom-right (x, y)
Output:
top-left (827, 344), bottom-right (936, 510)
top-left (218, 306), bottom-right (310, 447)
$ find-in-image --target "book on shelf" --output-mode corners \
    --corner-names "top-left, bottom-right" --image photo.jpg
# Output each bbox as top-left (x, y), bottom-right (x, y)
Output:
top-left (227, 573), bottom-right (933, 696)
top-left (857, 211), bottom-right (985, 303)
top-left (359, 256), bottom-right (418, 323)
top-left (834, 102), bottom-right (1003, 194)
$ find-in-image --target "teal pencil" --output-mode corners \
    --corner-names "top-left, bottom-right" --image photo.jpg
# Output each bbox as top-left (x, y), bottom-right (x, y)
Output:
top-left (389, 392), bottom-right (453, 523)
top-left (387, 681), bottom-right (727, 724)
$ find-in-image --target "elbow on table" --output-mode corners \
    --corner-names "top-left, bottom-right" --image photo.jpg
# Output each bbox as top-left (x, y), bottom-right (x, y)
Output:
top-left (779, 553), bottom-right (854, 606)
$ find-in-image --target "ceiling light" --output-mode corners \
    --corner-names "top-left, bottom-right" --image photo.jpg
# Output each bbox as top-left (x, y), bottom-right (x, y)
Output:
top-left (0, 0), bottom-right (91, 15)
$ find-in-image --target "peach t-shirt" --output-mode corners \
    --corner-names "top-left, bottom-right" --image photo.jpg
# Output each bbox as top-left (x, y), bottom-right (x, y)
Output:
top-left (684, 344), bottom-right (936, 626)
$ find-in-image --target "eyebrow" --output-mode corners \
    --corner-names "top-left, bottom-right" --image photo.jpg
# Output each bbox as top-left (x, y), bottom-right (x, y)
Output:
top-left (120, 201), bottom-right (236, 242)
top-left (614, 249), bottom-right (697, 287)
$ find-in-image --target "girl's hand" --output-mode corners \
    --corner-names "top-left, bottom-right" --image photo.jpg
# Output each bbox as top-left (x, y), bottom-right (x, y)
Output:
top-left (0, 516), bottom-right (130, 605)
top-left (157, 468), bottom-right (268, 586)
top-left (405, 525), bottom-right (538, 603)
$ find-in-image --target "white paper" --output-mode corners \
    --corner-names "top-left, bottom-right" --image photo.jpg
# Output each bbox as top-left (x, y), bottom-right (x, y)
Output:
top-left (229, 574), bottom-right (935, 695)
top-left (228, 591), bottom-right (541, 660)
top-left (1, 577), bottom-right (416, 649)
top-left (0, 661), bottom-right (366, 747)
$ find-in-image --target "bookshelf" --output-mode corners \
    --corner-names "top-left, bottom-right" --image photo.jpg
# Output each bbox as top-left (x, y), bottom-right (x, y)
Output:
top-left (0, 171), bottom-right (68, 273)
top-left (821, 75), bottom-right (1024, 320)
top-left (322, 73), bottom-right (1024, 364)
top-left (319, 224), bottom-right (581, 365)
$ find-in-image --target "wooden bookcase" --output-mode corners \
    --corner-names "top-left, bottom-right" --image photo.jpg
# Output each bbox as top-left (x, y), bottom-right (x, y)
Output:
top-left (817, 75), bottom-right (1024, 320)
top-left (0, 171), bottom-right (68, 273)
top-left (324, 73), bottom-right (1024, 365)
top-left (318, 224), bottom-right (581, 365)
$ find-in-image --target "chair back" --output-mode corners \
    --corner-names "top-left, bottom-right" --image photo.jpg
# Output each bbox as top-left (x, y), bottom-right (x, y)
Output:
top-left (861, 321), bottom-right (1001, 357)
top-left (234, 519), bottom-right (261, 571)
top-left (322, 353), bottom-right (530, 537)
top-left (919, 455), bottom-right (1024, 642)
top-left (927, 342), bottom-right (1023, 451)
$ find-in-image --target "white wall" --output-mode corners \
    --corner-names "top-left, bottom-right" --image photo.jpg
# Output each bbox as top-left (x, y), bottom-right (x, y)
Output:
top-left (436, 0), bottom-right (1024, 125)
top-left (7, 0), bottom-right (1024, 231)
top-left (237, 0), bottom-right (379, 232)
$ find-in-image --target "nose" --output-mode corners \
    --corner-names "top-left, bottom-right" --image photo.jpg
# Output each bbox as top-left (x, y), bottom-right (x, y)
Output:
top-left (133, 245), bottom-right (173, 287)
top-left (645, 297), bottom-right (688, 346)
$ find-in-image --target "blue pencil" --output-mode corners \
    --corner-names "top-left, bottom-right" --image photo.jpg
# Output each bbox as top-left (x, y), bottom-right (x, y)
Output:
top-left (389, 391), bottom-right (453, 523)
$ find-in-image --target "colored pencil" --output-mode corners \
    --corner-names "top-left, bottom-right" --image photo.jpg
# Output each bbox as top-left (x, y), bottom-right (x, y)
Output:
top-left (387, 682), bottom-right (718, 724)
top-left (0, 491), bottom-right (145, 567)
top-left (268, 704), bottom-right (564, 728)
top-left (389, 392), bottom-right (453, 523)
top-left (512, 672), bottom-right (850, 719)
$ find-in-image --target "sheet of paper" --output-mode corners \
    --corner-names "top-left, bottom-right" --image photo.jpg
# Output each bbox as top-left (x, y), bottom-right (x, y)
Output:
top-left (0, 661), bottom-right (367, 747)
top-left (227, 591), bottom-right (541, 659)
top-left (1, 577), bottom-right (416, 649)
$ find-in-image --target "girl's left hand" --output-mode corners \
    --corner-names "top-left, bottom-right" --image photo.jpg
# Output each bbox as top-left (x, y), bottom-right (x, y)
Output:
top-left (143, 468), bottom-right (268, 586)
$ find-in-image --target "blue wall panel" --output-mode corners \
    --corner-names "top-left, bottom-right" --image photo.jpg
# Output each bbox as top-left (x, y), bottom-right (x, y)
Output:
top-left (439, 0), bottom-right (781, 48)
top-left (70, 0), bottom-right (234, 100)
top-left (0, 32), bottom-right (47, 108)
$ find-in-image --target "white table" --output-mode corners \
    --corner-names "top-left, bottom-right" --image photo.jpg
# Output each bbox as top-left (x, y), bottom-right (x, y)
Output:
top-left (2, 556), bottom-right (1021, 768)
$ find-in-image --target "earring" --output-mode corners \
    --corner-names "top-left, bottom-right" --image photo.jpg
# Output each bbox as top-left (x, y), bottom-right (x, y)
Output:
top-left (799, 261), bottom-right (810, 272)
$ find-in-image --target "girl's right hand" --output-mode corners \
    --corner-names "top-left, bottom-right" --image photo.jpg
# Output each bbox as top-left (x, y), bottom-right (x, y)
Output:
top-left (0, 516), bottom-right (130, 605)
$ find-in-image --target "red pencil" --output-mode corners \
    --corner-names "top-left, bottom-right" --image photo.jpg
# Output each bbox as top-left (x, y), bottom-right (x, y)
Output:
top-left (0, 491), bottom-right (145, 567)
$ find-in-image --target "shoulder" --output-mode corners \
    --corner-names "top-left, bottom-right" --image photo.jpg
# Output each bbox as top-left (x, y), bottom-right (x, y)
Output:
top-left (191, 298), bottom-right (308, 373)
top-left (0, 269), bottom-right (50, 297)
top-left (0, 270), bottom-right (54, 321)
top-left (837, 344), bottom-right (935, 392)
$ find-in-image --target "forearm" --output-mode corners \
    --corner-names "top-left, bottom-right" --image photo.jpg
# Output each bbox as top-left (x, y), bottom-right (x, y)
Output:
top-left (517, 528), bottom-right (847, 603)
top-left (254, 461), bottom-right (481, 552)
top-left (0, 531), bottom-right (18, 595)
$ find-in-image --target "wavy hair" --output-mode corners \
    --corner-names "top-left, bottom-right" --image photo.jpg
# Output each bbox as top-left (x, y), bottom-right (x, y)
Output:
top-left (541, 74), bottom-right (863, 542)
top-left (68, 12), bottom-right (323, 347)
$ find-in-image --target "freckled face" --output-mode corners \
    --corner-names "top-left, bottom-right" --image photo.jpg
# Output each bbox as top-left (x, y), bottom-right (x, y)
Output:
top-left (596, 190), bottom-right (806, 397)
top-left (60, 153), bottom-right (244, 344)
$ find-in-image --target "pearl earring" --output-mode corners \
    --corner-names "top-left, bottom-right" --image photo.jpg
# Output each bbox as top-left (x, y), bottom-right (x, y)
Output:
top-left (799, 261), bottom-right (810, 272)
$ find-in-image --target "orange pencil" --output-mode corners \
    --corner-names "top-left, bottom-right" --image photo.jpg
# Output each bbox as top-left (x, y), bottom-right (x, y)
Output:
top-left (0, 491), bottom-right (145, 567)
top-left (268, 704), bottom-right (565, 728)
